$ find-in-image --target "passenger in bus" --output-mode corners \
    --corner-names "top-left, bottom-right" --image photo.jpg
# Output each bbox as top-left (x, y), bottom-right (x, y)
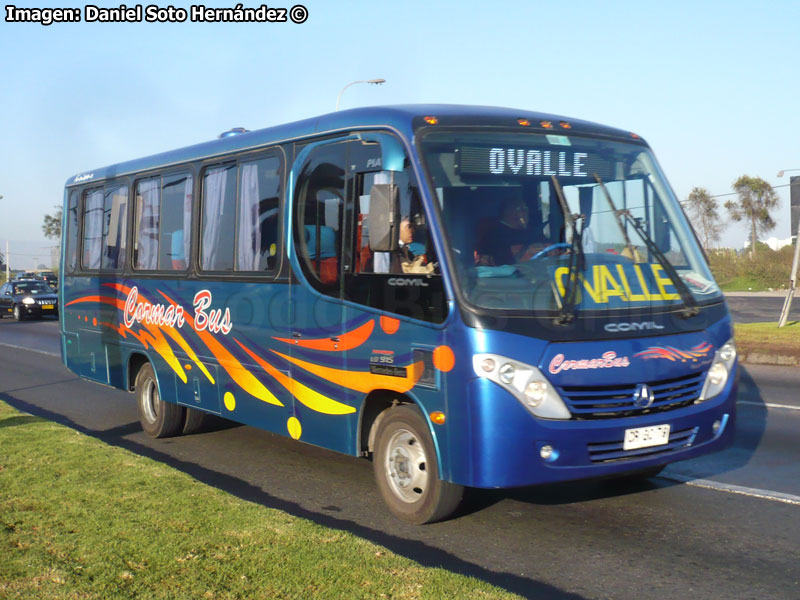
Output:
top-left (475, 198), bottom-right (548, 266)
top-left (372, 217), bottom-right (431, 274)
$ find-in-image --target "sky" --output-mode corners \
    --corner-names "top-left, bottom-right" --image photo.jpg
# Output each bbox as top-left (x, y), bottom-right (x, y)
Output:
top-left (1, 0), bottom-right (799, 269)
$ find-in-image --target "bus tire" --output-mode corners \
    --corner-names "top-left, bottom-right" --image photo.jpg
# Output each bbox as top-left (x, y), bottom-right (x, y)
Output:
top-left (135, 363), bottom-right (184, 438)
top-left (372, 405), bottom-right (463, 524)
top-left (182, 406), bottom-right (210, 435)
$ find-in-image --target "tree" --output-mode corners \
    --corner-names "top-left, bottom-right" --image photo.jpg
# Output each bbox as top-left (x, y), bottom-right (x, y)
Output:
top-left (685, 187), bottom-right (724, 250)
top-left (42, 205), bottom-right (62, 240)
top-left (725, 175), bottom-right (779, 259)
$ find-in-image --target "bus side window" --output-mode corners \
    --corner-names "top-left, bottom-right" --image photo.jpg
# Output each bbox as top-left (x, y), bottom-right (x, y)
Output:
top-left (81, 188), bottom-right (104, 270)
top-left (294, 143), bottom-right (347, 294)
top-left (65, 191), bottom-right (79, 273)
top-left (237, 155), bottom-right (282, 272)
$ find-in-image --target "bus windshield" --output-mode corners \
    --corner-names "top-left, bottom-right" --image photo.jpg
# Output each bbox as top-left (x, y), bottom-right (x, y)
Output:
top-left (420, 130), bottom-right (722, 314)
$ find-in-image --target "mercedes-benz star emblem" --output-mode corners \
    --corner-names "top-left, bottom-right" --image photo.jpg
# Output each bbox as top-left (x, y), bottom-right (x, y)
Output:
top-left (633, 383), bottom-right (655, 409)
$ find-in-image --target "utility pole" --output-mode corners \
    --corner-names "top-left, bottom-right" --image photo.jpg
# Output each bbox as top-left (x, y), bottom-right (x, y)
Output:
top-left (778, 219), bottom-right (800, 327)
top-left (5, 240), bottom-right (9, 282)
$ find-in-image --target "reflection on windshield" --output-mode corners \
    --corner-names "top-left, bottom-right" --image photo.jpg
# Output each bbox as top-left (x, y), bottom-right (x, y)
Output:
top-left (420, 131), bottom-right (720, 313)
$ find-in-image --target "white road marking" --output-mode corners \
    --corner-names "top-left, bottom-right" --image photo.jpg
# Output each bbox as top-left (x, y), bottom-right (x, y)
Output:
top-left (738, 400), bottom-right (800, 411)
top-left (0, 342), bottom-right (59, 358)
top-left (661, 473), bottom-right (800, 507)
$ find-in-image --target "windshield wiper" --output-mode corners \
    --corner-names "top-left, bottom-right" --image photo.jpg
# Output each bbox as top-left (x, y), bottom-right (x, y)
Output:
top-left (593, 174), bottom-right (699, 318)
top-left (551, 175), bottom-right (587, 325)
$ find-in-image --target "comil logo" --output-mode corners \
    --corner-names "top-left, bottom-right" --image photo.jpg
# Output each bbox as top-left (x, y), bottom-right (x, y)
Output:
top-left (604, 321), bottom-right (665, 333)
top-left (387, 278), bottom-right (429, 287)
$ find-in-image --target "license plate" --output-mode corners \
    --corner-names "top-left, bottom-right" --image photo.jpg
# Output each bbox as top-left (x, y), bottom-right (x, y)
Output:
top-left (43, 304), bottom-right (54, 309)
top-left (623, 424), bottom-right (670, 451)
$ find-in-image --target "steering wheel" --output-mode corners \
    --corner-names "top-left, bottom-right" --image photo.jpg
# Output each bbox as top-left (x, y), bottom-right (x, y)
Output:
top-left (528, 242), bottom-right (571, 261)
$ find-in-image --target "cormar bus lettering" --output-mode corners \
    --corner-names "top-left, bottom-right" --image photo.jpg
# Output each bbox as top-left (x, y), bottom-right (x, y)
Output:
top-left (604, 321), bottom-right (665, 333)
top-left (193, 290), bottom-right (233, 335)
top-left (549, 351), bottom-right (630, 375)
top-left (489, 148), bottom-right (588, 177)
top-left (74, 173), bottom-right (94, 183)
top-left (123, 287), bottom-right (232, 335)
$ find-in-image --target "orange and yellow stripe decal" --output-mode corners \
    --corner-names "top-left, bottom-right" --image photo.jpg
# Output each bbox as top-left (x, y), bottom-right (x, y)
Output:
top-left (272, 319), bottom-right (375, 352)
top-left (235, 341), bottom-right (355, 415)
top-left (271, 350), bottom-right (424, 395)
top-left (156, 290), bottom-right (283, 407)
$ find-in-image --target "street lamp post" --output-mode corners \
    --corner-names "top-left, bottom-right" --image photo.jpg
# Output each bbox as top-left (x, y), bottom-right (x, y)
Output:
top-left (777, 170), bottom-right (800, 327)
top-left (335, 78), bottom-right (386, 111)
top-left (0, 195), bottom-right (8, 283)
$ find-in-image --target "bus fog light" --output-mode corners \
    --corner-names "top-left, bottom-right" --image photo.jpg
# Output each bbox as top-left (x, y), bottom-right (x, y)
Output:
top-left (524, 381), bottom-right (547, 407)
top-left (539, 445), bottom-right (559, 462)
top-left (498, 363), bottom-right (516, 384)
top-left (480, 358), bottom-right (496, 373)
top-left (712, 420), bottom-right (721, 434)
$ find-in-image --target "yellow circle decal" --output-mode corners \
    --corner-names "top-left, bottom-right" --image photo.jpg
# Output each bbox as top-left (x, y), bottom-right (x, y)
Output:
top-left (270, 243), bottom-right (277, 256)
top-left (223, 392), bottom-right (236, 412)
top-left (287, 417), bottom-right (302, 440)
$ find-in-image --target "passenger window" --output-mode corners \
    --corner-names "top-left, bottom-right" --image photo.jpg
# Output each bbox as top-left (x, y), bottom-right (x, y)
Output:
top-left (134, 178), bottom-right (161, 270)
top-left (294, 143), bottom-right (346, 293)
top-left (65, 191), bottom-right (79, 273)
top-left (101, 184), bottom-right (128, 270)
top-left (201, 164), bottom-right (237, 271)
top-left (161, 173), bottom-right (193, 270)
top-left (82, 188), bottom-right (104, 269)
top-left (134, 173), bottom-right (193, 271)
top-left (236, 155), bottom-right (281, 271)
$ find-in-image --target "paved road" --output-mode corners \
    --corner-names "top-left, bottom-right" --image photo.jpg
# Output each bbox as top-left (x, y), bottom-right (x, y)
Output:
top-left (1, 318), bottom-right (798, 599)
top-left (724, 293), bottom-right (799, 324)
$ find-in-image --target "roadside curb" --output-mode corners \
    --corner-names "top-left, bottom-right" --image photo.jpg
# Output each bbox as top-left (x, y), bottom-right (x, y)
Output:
top-left (739, 353), bottom-right (799, 367)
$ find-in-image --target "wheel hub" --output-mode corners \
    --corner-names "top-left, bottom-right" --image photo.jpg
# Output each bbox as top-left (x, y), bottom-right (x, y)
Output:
top-left (384, 428), bottom-right (428, 503)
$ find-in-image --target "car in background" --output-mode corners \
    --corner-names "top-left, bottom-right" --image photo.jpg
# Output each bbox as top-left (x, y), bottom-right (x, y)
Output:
top-left (38, 271), bottom-right (58, 290)
top-left (0, 279), bottom-right (59, 320)
top-left (18, 271), bottom-right (42, 280)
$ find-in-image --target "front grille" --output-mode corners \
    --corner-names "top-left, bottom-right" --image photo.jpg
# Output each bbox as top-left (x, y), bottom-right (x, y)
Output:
top-left (558, 371), bottom-right (706, 420)
top-left (587, 427), bottom-right (699, 463)
top-left (34, 299), bottom-right (57, 305)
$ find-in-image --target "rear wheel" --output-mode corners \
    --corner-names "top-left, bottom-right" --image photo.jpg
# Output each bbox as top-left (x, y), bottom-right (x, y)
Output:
top-left (135, 363), bottom-right (184, 438)
top-left (373, 405), bottom-right (463, 524)
top-left (182, 406), bottom-right (210, 435)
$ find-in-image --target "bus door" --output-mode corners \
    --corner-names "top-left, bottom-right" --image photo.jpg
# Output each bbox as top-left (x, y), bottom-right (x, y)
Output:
top-left (288, 139), bottom-right (354, 453)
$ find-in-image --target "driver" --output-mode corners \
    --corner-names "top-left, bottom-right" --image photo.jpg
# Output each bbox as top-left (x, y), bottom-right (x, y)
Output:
top-left (476, 199), bottom-right (547, 266)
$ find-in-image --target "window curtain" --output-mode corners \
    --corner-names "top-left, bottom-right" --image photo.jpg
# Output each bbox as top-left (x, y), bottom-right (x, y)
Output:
top-left (237, 163), bottom-right (260, 270)
top-left (202, 167), bottom-right (228, 269)
top-left (136, 179), bottom-right (160, 270)
top-left (183, 176), bottom-right (193, 264)
top-left (371, 171), bottom-right (393, 273)
top-left (83, 190), bottom-right (104, 269)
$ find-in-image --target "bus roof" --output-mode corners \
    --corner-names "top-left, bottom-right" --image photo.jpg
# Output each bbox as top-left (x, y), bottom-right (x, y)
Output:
top-left (65, 104), bottom-right (644, 187)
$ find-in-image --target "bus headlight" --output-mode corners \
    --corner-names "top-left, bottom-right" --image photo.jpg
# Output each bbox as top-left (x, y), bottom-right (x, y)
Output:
top-left (473, 353), bottom-right (571, 419)
top-left (698, 339), bottom-right (736, 402)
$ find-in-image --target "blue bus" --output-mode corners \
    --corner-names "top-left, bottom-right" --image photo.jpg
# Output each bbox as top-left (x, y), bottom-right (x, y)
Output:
top-left (60, 105), bottom-right (737, 523)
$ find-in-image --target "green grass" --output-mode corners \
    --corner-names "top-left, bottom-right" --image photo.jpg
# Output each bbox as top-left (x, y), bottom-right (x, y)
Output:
top-left (734, 321), bottom-right (800, 359)
top-left (0, 401), bottom-right (521, 600)
top-left (719, 276), bottom-right (769, 292)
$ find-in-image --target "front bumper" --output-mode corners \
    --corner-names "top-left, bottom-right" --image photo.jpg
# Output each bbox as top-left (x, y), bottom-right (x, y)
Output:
top-left (449, 368), bottom-right (737, 489)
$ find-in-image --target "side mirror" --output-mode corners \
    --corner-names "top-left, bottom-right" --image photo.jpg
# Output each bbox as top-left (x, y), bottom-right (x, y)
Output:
top-left (368, 183), bottom-right (400, 252)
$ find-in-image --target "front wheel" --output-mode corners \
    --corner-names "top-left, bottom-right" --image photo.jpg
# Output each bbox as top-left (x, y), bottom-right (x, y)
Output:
top-left (373, 405), bottom-right (463, 524)
top-left (135, 363), bottom-right (185, 438)
top-left (13, 305), bottom-right (25, 321)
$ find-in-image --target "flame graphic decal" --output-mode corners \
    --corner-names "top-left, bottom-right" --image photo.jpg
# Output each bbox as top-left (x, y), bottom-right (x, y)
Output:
top-left (634, 342), bottom-right (713, 362)
top-left (273, 319), bottom-right (375, 352)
